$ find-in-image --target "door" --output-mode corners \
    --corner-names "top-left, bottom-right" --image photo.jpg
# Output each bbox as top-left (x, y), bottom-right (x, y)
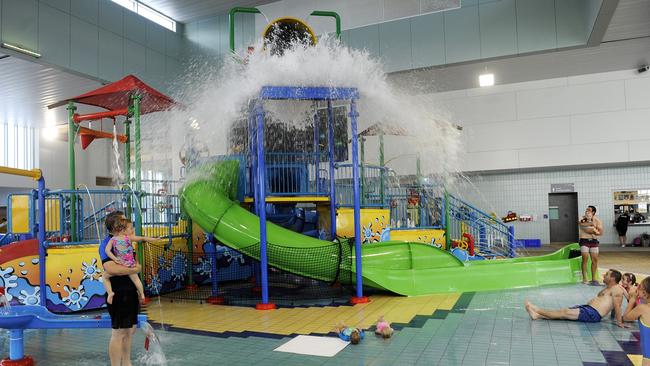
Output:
top-left (549, 193), bottom-right (579, 243)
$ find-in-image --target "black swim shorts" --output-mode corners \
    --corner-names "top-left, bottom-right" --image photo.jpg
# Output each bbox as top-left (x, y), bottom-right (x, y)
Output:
top-left (106, 275), bottom-right (140, 329)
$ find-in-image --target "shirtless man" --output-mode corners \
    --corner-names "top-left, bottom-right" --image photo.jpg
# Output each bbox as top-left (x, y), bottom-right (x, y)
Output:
top-left (525, 269), bottom-right (626, 328)
top-left (579, 205), bottom-right (603, 285)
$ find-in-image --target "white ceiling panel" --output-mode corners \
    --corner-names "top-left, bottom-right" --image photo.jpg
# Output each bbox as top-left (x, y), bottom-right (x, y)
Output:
top-left (0, 55), bottom-right (103, 127)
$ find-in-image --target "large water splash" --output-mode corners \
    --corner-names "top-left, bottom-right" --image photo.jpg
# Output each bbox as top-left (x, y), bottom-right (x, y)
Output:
top-left (159, 35), bottom-right (461, 179)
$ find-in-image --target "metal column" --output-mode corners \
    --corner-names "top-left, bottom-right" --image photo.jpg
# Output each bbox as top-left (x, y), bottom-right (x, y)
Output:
top-left (327, 101), bottom-right (336, 240)
top-left (349, 99), bottom-right (368, 304)
top-left (254, 101), bottom-right (275, 309)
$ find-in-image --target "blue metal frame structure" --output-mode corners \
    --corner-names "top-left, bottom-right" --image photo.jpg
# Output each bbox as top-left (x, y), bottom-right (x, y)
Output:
top-left (251, 86), bottom-right (366, 305)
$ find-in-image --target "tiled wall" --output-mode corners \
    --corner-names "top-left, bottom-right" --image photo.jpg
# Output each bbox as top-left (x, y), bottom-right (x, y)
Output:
top-left (456, 165), bottom-right (650, 245)
top-left (424, 68), bottom-right (650, 171)
top-left (253, 0), bottom-right (602, 72)
top-left (0, 0), bottom-right (184, 92)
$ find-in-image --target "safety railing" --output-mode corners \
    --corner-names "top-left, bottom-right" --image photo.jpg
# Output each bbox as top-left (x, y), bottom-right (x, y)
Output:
top-left (41, 189), bottom-right (186, 245)
top-left (445, 193), bottom-right (515, 257)
top-left (335, 163), bottom-right (388, 207)
top-left (385, 185), bottom-right (444, 229)
top-left (254, 152), bottom-right (330, 196)
top-left (141, 179), bottom-right (180, 196)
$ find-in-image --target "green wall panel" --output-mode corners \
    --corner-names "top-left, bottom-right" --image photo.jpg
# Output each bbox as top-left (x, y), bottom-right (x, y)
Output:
top-left (411, 12), bottom-right (445, 68)
top-left (444, 5), bottom-right (480, 63)
top-left (124, 39), bottom-right (146, 77)
top-left (556, 0), bottom-right (588, 48)
top-left (516, 0), bottom-right (557, 53)
top-left (348, 25), bottom-right (380, 58)
top-left (39, 3), bottom-right (71, 67)
top-left (70, 17), bottom-right (98, 77)
top-left (98, 0), bottom-right (123, 36)
top-left (479, 0), bottom-right (517, 59)
top-left (40, 0), bottom-right (69, 13)
top-left (98, 28), bottom-right (123, 81)
top-left (379, 19), bottom-right (412, 72)
top-left (124, 10), bottom-right (146, 45)
top-left (71, 0), bottom-right (97, 24)
top-left (2, 0), bottom-right (38, 52)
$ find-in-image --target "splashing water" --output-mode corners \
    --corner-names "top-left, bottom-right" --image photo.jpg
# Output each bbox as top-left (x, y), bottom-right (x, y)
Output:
top-left (0, 294), bottom-right (11, 315)
top-left (159, 35), bottom-right (461, 179)
top-left (112, 124), bottom-right (124, 184)
top-left (139, 321), bottom-right (168, 366)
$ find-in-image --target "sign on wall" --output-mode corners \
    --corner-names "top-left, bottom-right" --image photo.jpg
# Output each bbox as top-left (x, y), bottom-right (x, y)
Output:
top-left (551, 183), bottom-right (574, 193)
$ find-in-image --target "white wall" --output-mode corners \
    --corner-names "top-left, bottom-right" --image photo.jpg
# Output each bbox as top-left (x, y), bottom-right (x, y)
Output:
top-left (457, 165), bottom-right (650, 245)
top-left (423, 68), bottom-right (650, 172)
top-left (1, 134), bottom-right (112, 191)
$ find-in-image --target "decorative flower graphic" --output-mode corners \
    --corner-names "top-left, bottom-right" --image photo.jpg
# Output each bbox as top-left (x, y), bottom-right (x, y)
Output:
top-left (195, 257), bottom-right (212, 277)
top-left (147, 274), bottom-right (162, 295)
top-left (18, 287), bottom-right (40, 306)
top-left (81, 258), bottom-right (101, 280)
top-left (62, 285), bottom-right (89, 309)
top-left (170, 253), bottom-right (187, 281)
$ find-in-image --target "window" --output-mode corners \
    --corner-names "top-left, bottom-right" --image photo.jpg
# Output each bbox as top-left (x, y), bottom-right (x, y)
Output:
top-left (111, 0), bottom-right (176, 32)
top-left (0, 123), bottom-right (38, 170)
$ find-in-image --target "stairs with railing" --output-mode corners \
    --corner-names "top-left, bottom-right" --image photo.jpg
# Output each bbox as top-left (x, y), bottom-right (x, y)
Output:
top-left (445, 192), bottom-right (516, 258)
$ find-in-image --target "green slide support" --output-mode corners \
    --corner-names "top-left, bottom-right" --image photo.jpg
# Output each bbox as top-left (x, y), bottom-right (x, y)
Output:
top-left (181, 161), bottom-right (587, 296)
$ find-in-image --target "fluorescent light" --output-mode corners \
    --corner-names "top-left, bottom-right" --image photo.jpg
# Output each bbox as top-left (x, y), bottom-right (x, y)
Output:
top-left (1, 43), bottom-right (41, 58)
top-left (479, 73), bottom-right (494, 87)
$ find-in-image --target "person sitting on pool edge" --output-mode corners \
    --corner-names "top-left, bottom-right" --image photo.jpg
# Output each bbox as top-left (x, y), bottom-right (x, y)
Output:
top-left (101, 211), bottom-right (144, 366)
top-left (525, 269), bottom-right (626, 328)
top-left (623, 277), bottom-right (650, 365)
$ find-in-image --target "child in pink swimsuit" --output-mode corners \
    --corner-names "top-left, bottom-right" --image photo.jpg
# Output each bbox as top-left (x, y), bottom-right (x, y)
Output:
top-left (375, 316), bottom-right (394, 339)
top-left (103, 218), bottom-right (157, 304)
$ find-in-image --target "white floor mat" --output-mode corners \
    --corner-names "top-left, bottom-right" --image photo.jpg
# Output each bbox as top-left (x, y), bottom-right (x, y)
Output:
top-left (273, 335), bottom-right (349, 357)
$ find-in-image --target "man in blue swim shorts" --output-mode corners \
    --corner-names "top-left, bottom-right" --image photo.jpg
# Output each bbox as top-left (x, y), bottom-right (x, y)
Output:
top-left (525, 269), bottom-right (627, 328)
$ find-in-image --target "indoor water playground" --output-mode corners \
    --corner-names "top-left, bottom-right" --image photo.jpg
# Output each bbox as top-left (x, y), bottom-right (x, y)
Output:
top-left (0, 1), bottom-right (649, 365)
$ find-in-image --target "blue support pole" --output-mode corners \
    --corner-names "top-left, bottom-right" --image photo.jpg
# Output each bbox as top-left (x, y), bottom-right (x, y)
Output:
top-left (9, 329), bottom-right (24, 360)
top-left (254, 101), bottom-right (275, 310)
top-left (38, 176), bottom-right (46, 307)
top-left (349, 99), bottom-right (368, 304)
top-left (313, 110), bottom-right (320, 193)
top-left (508, 226), bottom-right (516, 258)
top-left (205, 234), bottom-right (224, 304)
top-left (248, 108), bottom-right (256, 204)
top-left (327, 101), bottom-right (337, 240)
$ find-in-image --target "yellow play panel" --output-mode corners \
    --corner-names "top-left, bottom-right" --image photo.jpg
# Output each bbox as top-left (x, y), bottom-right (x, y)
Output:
top-left (628, 354), bottom-right (643, 366)
top-left (145, 293), bottom-right (460, 336)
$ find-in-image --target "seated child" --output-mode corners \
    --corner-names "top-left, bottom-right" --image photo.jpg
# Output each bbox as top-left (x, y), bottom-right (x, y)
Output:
top-left (335, 322), bottom-right (364, 344)
top-left (103, 218), bottom-right (157, 303)
top-left (622, 273), bottom-right (639, 302)
top-left (375, 316), bottom-right (394, 339)
top-left (623, 277), bottom-right (650, 365)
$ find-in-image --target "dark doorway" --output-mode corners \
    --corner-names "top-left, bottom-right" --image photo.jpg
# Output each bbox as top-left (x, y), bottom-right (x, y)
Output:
top-left (549, 193), bottom-right (579, 243)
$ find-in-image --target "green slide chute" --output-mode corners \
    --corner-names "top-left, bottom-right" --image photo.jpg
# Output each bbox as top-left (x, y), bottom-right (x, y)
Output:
top-left (180, 161), bottom-right (586, 296)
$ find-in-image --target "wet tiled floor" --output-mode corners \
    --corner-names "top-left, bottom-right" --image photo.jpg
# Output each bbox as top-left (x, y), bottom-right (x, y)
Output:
top-left (6, 282), bottom-right (644, 365)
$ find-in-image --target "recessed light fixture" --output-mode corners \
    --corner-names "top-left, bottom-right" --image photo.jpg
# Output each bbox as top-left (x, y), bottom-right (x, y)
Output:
top-left (1, 42), bottom-right (41, 58)
top-left (479, 73), bottom-right (494, 87)
top-left (42, 125), bottom-right (59, 141)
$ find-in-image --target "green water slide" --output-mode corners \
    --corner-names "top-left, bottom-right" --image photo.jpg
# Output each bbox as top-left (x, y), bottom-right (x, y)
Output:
top-left (180, 161), bottom-right (587, 296)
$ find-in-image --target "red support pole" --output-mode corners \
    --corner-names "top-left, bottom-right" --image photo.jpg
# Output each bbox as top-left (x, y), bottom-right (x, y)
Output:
top-left (73, 108), bottom-right (129, 123)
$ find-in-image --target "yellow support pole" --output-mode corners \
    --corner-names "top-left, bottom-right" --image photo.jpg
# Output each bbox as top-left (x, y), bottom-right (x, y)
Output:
top-left (0, 166), bottom-right (42, 180)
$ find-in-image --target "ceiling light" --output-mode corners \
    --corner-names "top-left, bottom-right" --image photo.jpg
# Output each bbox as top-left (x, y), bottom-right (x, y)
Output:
top-left (42, 125), bottom-right (59, 141)
top-left (479, 73), bottom-right (494, 87)
top-left (1, 43), bottom-right (41, 58)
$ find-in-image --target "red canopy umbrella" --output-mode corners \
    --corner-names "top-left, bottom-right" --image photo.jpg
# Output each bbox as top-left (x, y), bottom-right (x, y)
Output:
top-left (48, 74), bottom-right (176, 114)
